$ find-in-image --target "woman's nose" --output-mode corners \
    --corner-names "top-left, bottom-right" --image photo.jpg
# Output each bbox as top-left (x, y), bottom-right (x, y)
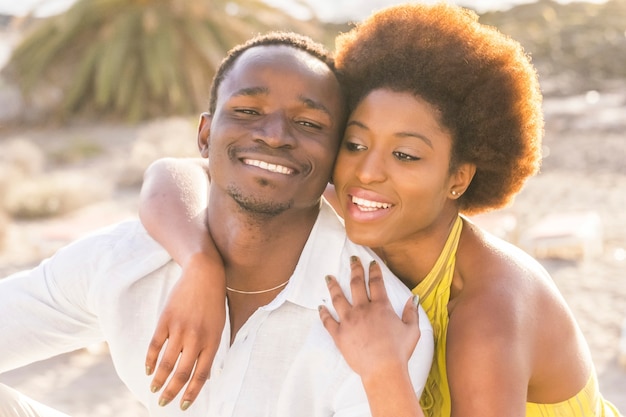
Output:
top-left (354, 151), bottom-right (387, 184)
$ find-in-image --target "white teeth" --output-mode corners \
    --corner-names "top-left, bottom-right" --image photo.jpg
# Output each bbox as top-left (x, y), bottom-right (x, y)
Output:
top-left (351, 196), bottom-right (392, 211)
top-left (243, 159), bottom-right (293, 175)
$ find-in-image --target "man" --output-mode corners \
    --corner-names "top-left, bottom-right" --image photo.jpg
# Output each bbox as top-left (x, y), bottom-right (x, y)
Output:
top-left (0, 32), bottom-right (433, 416)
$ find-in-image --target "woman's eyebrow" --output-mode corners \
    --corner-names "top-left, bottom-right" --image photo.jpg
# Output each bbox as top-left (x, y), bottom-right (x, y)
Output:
top-left (396, 131), bottom-right (433, 149)
top-left (346, 120), bottom-right (433, 148)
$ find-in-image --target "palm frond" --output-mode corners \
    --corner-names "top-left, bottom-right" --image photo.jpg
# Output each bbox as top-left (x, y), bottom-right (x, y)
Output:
top-left (3, 0), bottom-right (327, 122)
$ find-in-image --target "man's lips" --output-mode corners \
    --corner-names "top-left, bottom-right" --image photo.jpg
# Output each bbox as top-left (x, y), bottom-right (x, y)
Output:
top-left (242, 158), bottom-right (295, 175)
top-left (351, 195), bottom-right (393, 212)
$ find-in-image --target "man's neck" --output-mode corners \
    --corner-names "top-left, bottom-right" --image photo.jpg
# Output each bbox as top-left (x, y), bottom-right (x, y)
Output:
top-left (207, 195), bottom-right (321, 339)
top-left (209, 203), bottom-right (319, 272)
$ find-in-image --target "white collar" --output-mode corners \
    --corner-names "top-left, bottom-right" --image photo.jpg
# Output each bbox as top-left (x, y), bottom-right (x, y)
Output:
top-left (261, 199), bottom-right (346, 311)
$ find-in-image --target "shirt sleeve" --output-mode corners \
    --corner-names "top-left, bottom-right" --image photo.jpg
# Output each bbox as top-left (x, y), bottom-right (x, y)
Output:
top-left (0, 220), bottom-right (170, 374)
top-left (0, 245), bottom-right (106, 373)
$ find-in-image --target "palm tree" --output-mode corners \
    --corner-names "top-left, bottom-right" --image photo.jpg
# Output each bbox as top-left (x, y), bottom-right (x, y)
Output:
top-left (4, 0), bottom-right (326, 122)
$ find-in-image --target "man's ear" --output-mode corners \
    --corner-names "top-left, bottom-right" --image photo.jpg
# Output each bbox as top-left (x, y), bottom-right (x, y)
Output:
top-left (197, 112), bottom-right (212, 158)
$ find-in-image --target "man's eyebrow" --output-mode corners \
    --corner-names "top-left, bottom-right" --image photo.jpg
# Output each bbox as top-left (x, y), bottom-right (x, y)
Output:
top-left (232, 86), bottom-right (269, 97)
top-left (346, 120), bottom-right (434, 149)
top-left (299, 96), bottom-right (332, 119)
top-left (230, 89), bottom-right (332, 119)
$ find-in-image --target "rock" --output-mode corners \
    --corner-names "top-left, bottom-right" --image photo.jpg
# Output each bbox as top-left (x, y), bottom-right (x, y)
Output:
top-left (0, 83), bottom-right (23, 123)
top-left (0, 137), bottom-right (46, 176)
top-left (0, 210), bottom-right (8, 251)
top-left (519, 210), bottom-right (603, 261)
top-left (621, 318), bottom-right (626, 369)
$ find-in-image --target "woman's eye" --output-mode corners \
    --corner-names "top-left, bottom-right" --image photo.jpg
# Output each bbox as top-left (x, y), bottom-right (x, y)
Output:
top-left (345, 142), bottom-right (366, 152)
top-left (393, 151), bottom-right (419, 161)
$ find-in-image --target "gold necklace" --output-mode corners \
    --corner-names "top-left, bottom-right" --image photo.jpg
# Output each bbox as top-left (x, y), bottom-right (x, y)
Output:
top-left (226, 279), bottom-right (290, 295)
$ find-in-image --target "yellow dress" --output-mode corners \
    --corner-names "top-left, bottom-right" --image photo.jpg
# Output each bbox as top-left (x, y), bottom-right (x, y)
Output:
top-left (412, 216), bottom-right (622, 417)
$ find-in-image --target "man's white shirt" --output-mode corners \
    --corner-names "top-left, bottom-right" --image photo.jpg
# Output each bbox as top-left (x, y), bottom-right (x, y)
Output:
top-left (0, 201), bottom-right (434, 417)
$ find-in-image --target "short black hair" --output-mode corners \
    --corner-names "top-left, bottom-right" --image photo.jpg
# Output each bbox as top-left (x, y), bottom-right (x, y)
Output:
top-left (208, 31), bottom-right (340, 114)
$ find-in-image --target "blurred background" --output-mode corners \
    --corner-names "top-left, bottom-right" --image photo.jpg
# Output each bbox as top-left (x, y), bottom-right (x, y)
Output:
top-left (0, 0), bottom-right (624, 415)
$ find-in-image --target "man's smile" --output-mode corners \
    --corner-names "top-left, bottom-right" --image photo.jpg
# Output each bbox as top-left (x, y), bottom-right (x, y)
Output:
top-left (242, 158), bottom-right (295, 175)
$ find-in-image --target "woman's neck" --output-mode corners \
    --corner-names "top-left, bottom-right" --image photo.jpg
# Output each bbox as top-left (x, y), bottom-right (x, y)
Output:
top-left (375, 213), bottom-right (459, 289)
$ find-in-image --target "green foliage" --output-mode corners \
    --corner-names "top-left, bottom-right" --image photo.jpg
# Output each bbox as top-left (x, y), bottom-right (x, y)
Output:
top-left (5, 0), bottom-right (325, 122)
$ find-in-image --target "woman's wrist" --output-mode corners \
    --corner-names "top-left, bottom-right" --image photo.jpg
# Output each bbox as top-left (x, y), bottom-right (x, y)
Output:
top-left (360, 359), bottom-right (411, 389)
top-left (178, 250), bottom-right (225, 290)
top-left (360, 361), bottom-right (423, 417)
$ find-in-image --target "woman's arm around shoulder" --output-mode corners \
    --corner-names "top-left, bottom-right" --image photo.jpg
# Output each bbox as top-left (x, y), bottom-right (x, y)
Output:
top-left (139, 157), bottom-right (226, 411)
top-left (139, 157), bottom-right (211, 264)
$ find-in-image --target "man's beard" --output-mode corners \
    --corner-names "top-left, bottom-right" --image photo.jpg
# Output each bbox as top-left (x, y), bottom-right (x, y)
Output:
top-left (227, 184), bottom-right (292, 218)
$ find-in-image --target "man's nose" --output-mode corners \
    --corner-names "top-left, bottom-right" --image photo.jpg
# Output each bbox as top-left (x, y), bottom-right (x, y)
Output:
top-left (254, 112), bottom-right (294, 148)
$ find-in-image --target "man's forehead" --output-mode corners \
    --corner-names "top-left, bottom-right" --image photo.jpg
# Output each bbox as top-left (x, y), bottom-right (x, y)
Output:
top-left (216, 44), bottom-right (342, 109)
top-left (229, 44), bottom-right (332, 79)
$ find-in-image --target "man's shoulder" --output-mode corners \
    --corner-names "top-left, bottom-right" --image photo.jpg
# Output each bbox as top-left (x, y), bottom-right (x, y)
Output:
top-left (50, 219), bottom-right (172, 279)
top-left (66, 218), bottom-right (162, 254)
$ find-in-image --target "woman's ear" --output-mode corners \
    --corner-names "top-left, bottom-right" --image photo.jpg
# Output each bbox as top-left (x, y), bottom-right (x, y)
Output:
top-left (449, 162), bottom-right (476, 199)
top-left (197, 112), bottom-right (212, 158)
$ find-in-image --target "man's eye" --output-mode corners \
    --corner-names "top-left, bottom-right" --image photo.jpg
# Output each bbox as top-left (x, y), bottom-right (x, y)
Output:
top-left (235, 109), bottom-right (258, 115)
top-left (297, 120), bottom-right (322, 129)
top-left (345, 142), bottom-right (366, 152)
top-left (393, 151), bottom-right (419, 161)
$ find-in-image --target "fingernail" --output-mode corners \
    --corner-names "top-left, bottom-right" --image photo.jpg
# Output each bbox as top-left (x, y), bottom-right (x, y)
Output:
top-left (145, 365), bottom-right (152, 375)
top-left (150, 385), bottom-right (159, 393)
top-left (325, 275), bottom-right (332, 285)
top-left (181, 400), bottom-right (192, 411)
top-left (370, 259), bottom-right (377, 267)
top-left (159, 397), bottom-right (170, 407)
top-left (412, 294), bottom-right (420, 308)
top-left (350, 255), bottom-right (359, 264)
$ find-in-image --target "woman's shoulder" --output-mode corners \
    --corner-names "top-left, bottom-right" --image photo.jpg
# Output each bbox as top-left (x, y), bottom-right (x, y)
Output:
top-left (452, 220), bottom-right (580, 342)
top-left (449, 220), bottom-right (593, 396)
top-left (459, 219), bottom-right (552, 286)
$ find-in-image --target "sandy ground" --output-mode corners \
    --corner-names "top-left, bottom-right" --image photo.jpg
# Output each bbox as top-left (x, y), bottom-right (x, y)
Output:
top-left (0, 86), bottom-right (625, 414)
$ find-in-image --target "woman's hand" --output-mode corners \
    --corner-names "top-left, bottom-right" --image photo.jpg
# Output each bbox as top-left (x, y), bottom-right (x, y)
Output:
top-left (319, 256), bottom-right (420, 380)
top-left (319, 256), bottom-right (425, 417)
top-left (145, 252), bottom-right (226, 411)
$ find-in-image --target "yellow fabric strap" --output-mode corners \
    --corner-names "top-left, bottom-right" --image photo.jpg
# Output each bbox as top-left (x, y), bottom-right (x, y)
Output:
top-left (526, 372), bottom-right (623, 417)
top-left (412, 216), bottom-right (463, 417)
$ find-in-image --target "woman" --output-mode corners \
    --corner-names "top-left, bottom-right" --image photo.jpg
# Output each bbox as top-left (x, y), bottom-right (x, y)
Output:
top-left (139, 3), bottom-right (622, 416)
